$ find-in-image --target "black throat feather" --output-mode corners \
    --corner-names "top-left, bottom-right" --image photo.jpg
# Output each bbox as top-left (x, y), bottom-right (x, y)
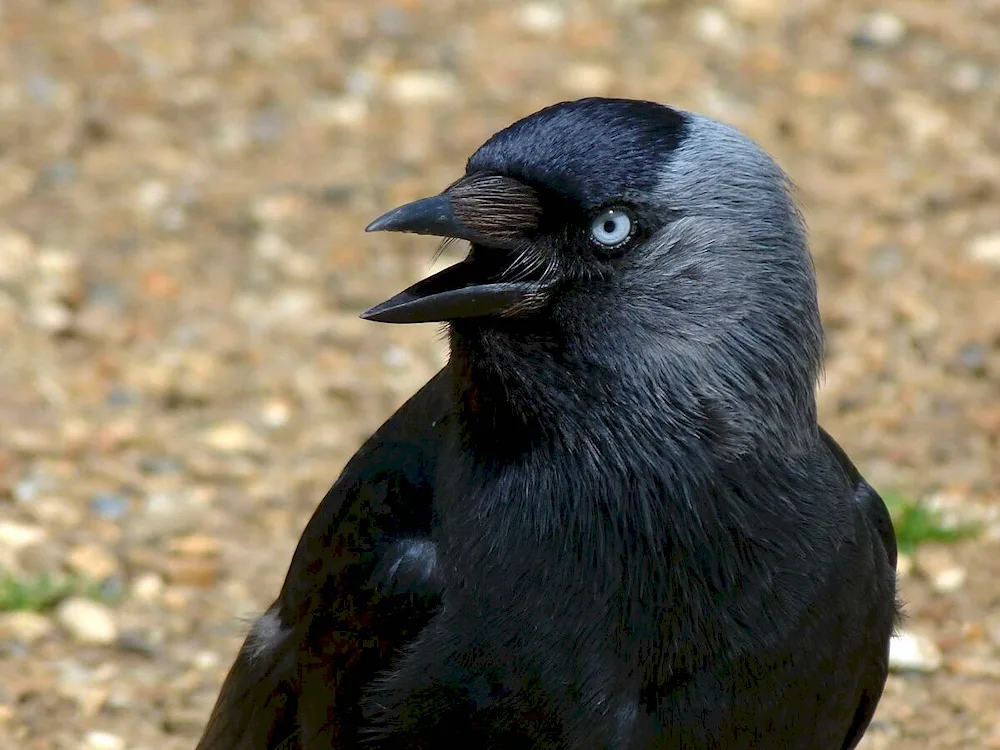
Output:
top-left (438, 321), bottom-right (836, 677)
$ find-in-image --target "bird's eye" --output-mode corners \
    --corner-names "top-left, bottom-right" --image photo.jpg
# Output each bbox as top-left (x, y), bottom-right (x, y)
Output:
top-left (589, 209), bottom-right (634, 249)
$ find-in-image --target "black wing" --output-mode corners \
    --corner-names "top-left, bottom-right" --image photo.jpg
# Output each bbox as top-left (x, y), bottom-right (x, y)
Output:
top-left (197, 369), bottom-right (452, 750)
top-left (819, 426), bottom-right (899, 750)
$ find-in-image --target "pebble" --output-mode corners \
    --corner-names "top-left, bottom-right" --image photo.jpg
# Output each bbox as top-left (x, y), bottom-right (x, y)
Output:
top-left (852, 11), bottom-right (907, 49)
top-left (914, 545), bottom-right (967, 593)
top-left (892, 95), bottom-right (950, 147)
top-left (895, 552), bottom-right (913, 578)
top-left (694, 7), bottom-right (737, 47)
top-left (24, 72), bottom-right (60, 106)
top-left (381, 345), bottom-right (410, 370)
top-left (16, 539), bottom-right (65, 575)
top-left (67, 544), bottom-right (121, 581)
top-left (517, 3), bottom-right (565, 35)
top-left (29, 496), bottom-right (85, 528)
top-left (967, 232), bottom-right (1000, 266)
top-left (13, 477), bottom-right (43, 502)
top-left (725, 0), bottom-right (783, 22)
top-left (308, 95), bottom-right (368, 128)
top-left (118, 629), bottom-right (159, 658)
top-left (193, 649), bottom-right (220, 670)
top-left (40, 159), bottom-right (78, 186)
top-left (387, 70), bottom-right (459, 104)
top-left (167, 533), bottom-right (222, 557)
top-left (559, 65), bottom-right (615, 96)
top-left (0, 226), bottom-right (34, 282)
top-left (250, 106), bottom-right (286, 143)
top-left (134, 490), bottom-right (207, 541)
top-left (201, 420), bottom-right (263, 455)
top-left (0, 610), bottom-right (55, 644)
top-left (83, 731), bottom-right (125, 750)
top-left (987, 618), bottom-right (1000, 649)
top-left (163, 557), bottom-right (220, 588)
top-left (36, 247), bottom-right (81, 288)
top-left (956, 341), bottom-right (988, 375)
top-left (376, 6), bottom-right (411, 37)
top-left (215, 118), bottom-right (251, 153)
top-left (259, 398), bottom-right (292, 429)
top-left (31, 301), bottom-right (74, 333)
top-left (130, 572), bottom-right (165, 602)
top-left (253, 230), bottom-right (291, 261)
top-left (949, 657), bottom-right (1000, 679)
top-left (158, 205), bottom-right (187, 231)
top-left (90, 493), bottom-right (130, 522)
top-left (251, 193), bottom-right (307, 226)
top-left (138, 455), bottom-right (183, 475)
top-left (134, 180), bottom-right (169, 216)
top-left (949, 62), bottom-right (987, 93)
top-left (889, 630), bottom-right (943, 673)
top-left (55, 597), bottom-right (119, 646)
top-left (0, 521), bottom-right (47, 549)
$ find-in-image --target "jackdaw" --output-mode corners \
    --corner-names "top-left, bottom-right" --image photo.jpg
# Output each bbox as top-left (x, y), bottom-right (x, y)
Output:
top-left (197, 97), bottom-right (898, 750)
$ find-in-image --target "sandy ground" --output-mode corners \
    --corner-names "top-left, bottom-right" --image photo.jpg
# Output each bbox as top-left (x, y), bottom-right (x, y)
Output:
top-left (0, 1), bottom-right (998, 748)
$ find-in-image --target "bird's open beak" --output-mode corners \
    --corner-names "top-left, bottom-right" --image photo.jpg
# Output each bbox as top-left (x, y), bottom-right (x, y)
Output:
top-left (360, 181), bottom-right (544, 324)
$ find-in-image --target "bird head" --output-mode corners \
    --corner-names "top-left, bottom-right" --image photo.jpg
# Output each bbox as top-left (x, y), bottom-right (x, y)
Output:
top-left (364, 98), bottom-right (823, 456)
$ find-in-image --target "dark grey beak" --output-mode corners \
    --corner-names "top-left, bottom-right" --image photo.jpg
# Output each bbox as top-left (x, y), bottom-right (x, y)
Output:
top-left (364, 194), bottom-right (487, 245)
top-left (361, 192), bottom-right (541, 324)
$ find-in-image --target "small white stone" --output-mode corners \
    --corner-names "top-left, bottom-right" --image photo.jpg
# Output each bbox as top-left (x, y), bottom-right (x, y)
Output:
top-left (84, 731), bottom-right (125, 750)
top-left (55, 597), bottom-right (119, 646)
top-left (889, 630), bottom-right (942, 673)
top-left (31, 302), bottom-right (73, 333)
top-left (260, 398), bottom-right (292, 429)
top-left (855, 11), bottom-right (907, 48)
top-left (387, 70), bottom-right (458, 104)
top-left (36, 247), bottom-right (80, 278)
top-left (895, 552), bottom-right (912, 578)
top-left (130, 572), bottom-right (165, 602)
top-left (135, 180), bottom-right (169, 215)
top-left (0, 521), bottom-right (47, 549)
top-left (309, 96), bottom-right (368, 128)
top-left (931, 567), bottom-right (966, 593)
top-left (382, 345), bottom-right (409, 370)
top-left (560, 65), bottom-right (615, 96)
top-left (694, 7), bottom-right (736, 46)
top-left (193, 649), bottom-right (220, 670)
top-left (517, 3), bottom-right (565, 34)
top-left (967, 232), bottom-right (1000, 266)
top-left (201, 420), bottom-right (262, 454)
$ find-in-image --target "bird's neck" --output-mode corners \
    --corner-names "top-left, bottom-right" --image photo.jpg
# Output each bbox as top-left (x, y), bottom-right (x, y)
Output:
top-left (445, 326), bottom-right (815, 562)
top-left (447, 322), bottom-right (815, 470)
top-left (440, 342), bottom-right (825, 659)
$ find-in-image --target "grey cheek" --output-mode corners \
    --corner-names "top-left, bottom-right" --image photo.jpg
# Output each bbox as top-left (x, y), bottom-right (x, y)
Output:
top-left (246, 608), bottom-right (288, 660)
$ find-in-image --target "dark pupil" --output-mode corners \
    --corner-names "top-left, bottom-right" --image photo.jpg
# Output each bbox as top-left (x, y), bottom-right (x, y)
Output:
top-left (603, 219), bottom-right (617, 233)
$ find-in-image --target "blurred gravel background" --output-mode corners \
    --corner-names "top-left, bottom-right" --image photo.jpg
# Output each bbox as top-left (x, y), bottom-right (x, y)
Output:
top-left (0, 1), bottom-right (998, 748)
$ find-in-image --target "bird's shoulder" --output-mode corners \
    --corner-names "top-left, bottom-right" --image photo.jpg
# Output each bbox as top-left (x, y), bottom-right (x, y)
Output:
top-left (818, 425), bottom-right (897, 570)
top-left (277, 367), bottom-right (452, 616)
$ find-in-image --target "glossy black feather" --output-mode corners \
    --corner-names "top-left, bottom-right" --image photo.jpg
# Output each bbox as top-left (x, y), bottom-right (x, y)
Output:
top-left (197, 371), bottom-right (451, 749)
